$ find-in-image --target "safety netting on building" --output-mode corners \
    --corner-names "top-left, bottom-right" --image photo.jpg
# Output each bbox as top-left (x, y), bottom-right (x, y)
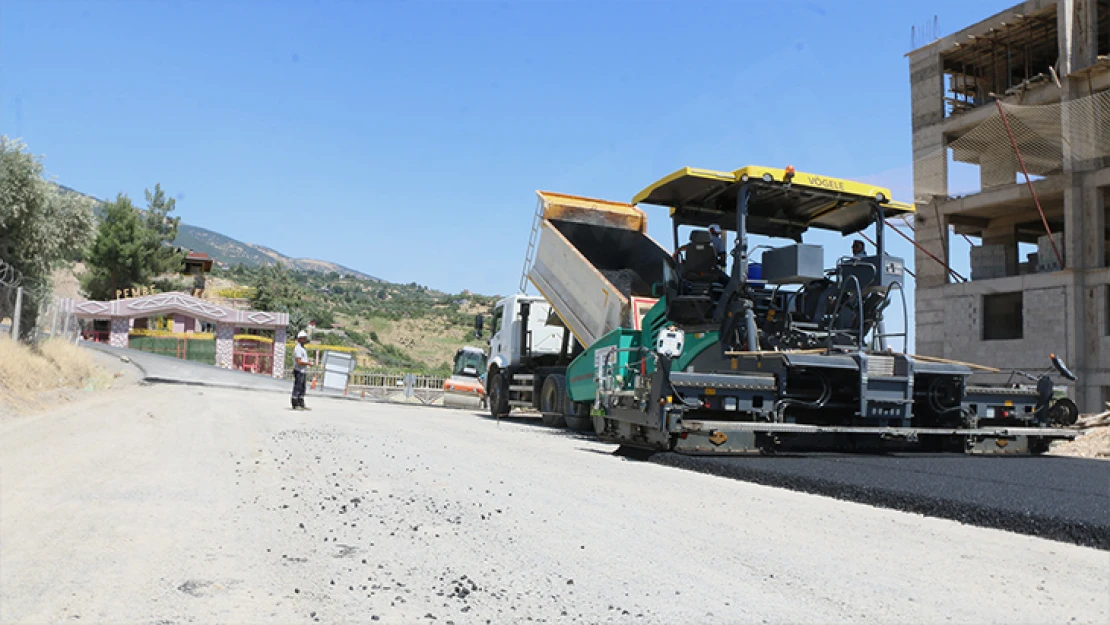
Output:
top-left (915, 88), bottom-right (1110, 203)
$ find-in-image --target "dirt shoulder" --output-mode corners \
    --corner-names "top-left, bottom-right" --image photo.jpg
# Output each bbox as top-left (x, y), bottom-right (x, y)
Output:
top-left (1050, 422), bottom-right (1110, 460)
top-left (0, 337), bottom-right (138, 421)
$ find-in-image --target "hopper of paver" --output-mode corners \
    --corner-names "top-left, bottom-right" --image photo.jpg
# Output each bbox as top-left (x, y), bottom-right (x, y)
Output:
top-left (526, 191), bottom-right (671, 348)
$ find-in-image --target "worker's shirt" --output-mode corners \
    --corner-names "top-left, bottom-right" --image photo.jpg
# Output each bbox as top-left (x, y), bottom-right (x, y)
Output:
top-left (710, 234), bottom-right (726, 256)
top-left (710, 233), bottom-right (727, 267)
top-left (294, 343), bottom-right (308, 373)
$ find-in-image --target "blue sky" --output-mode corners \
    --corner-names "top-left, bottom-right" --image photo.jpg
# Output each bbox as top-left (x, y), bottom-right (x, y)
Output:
top-left (1, 0), bottom-right (1013, 349)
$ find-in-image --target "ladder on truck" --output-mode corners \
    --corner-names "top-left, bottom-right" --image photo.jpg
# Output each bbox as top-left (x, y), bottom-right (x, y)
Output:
top-left (519, 196), bottom-right (545, 294)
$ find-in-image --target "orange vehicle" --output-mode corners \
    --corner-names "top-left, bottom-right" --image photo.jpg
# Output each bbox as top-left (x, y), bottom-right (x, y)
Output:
top-left (442, 346), bottom-right (487, 408)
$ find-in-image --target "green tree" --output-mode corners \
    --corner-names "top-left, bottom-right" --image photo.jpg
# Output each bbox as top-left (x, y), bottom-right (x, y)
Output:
top-left (0, 137), bottom-right (96, 340)
top-left (81, 182), bottom-right (184, 301)
top-left (249, 263), bottom-right (300, 312)
top-left (143, 183), bottom-right (183, 275)
top-left (287, 309), bottom-right (311, 336)
top-left (247, 264), bottom-right (324, 335)
top-left (81, 195), bottom-right (152, 300)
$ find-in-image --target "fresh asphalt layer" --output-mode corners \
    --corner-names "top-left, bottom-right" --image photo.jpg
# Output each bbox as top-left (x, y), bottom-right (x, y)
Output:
top-left (648, 451), bottom-right (1110, 550)
top-left (82, 343), bottom-right (1110, 550)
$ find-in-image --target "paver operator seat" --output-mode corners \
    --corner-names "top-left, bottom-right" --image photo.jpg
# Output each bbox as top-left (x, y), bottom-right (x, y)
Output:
top-left (677, 230), bottom-right (721, 284)
top-left (666, 229), bottom-right (728, 326)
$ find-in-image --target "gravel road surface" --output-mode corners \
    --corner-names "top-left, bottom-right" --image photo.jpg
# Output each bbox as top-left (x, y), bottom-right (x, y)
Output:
top-left (2, 382), bottom-right (1107, 624)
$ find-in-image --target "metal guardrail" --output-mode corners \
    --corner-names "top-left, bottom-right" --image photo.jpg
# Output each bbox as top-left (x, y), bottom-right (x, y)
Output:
top-left (284, 367), bottom-right (449, 405)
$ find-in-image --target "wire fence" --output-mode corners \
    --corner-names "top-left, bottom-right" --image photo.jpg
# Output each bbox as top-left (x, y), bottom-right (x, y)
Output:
top-left (0, 257), bottom-right (84, 344)
top-left (32, 295), bottom-right (83, 344)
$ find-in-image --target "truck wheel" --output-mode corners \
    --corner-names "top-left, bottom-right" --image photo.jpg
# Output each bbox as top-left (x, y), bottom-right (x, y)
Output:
top-left (488, 372), bottom-right (510, 417)
top-left (1048, 398), bottom-right (1079, 426)
top-left (539, 375), bottom-right (568, 428)
top-left (1029, 437), bottom-right (1052, 455)
top-left (564, 401), bottom-right (593, 431)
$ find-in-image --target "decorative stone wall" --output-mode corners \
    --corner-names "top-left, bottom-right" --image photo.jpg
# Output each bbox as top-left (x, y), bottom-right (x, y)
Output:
top-left (215, 323), bottom-right (235, 368)
top-left (109, 317), bottom-right (130, 348)
top-left (272, 327), bottom-right (287, 379)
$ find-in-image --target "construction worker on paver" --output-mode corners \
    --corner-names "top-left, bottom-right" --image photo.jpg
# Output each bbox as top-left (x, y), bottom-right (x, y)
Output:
top-left (708, 223), bottom-right (727, 268)
top-left (291, 330), bottom-right (312, 410)
top-left (852, 239), bottom-right (867, 258)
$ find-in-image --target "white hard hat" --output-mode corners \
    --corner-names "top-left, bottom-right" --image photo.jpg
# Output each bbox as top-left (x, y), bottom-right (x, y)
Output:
top-left (708, 223), bottom-right (721, 234)
top-left (296, 330), bottom-right (308, 339)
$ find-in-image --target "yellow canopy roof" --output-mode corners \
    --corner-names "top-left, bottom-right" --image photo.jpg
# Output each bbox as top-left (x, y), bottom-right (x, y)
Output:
top-left (632, 165), bottom-right (915, 239)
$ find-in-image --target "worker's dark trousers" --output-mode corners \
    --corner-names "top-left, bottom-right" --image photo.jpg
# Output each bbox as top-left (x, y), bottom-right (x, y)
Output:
top-left (291, 370), bottom-right (307, 408)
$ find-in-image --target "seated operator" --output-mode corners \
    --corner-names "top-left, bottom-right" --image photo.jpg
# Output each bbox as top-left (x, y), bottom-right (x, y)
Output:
top-left (852, 239), bottom-right (868, 258)
top-left (708, 224), bottom-right (727, 270)
top-left (673, 225), bottom-right (729, 284)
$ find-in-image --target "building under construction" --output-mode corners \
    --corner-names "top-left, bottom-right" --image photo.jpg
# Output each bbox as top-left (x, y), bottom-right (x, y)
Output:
top-left (909, 0), bottom-right (1110, 413)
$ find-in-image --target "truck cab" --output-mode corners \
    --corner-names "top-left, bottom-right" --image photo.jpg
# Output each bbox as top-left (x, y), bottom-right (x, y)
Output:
top-left (486, 294), bottom-right (564, 373)
top-left (481, 293), bottom-right (590, 428)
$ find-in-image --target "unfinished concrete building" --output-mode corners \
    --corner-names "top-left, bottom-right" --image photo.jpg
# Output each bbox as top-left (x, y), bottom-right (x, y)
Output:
top-left (909, 0), bottom-right (1110, 412)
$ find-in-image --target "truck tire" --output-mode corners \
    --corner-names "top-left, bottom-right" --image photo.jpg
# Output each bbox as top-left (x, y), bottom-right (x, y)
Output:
top-left (564, 400), bottom-right (593, 431)
top-left (1029, 437), bottom-right (1052, 455)
top-left (488, 371), bottom-right (510, 417)
top-left (539, 374), bottom-right (568, 428)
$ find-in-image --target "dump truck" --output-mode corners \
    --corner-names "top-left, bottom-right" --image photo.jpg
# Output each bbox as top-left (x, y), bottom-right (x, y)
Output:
top-left (499, 166), bottom-right (1080, 454)
top-left (482, 192), bottom-right (670, 429)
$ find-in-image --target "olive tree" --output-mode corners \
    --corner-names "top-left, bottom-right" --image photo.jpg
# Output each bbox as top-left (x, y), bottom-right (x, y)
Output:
top-left (0, 137), bottom-right (96, 340)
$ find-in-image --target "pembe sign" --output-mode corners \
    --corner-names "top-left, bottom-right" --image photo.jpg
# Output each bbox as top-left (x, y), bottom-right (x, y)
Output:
top-left (115, 285), bottom-right (158, 299)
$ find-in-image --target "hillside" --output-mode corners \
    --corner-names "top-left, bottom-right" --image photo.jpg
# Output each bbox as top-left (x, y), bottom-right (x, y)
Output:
top-left (172, 224), bottom-right (381, 281)
top-left (52, 183), bottom-right (498, 373)
top-left (55, 184), bottom-right (380, 281)
top-left (212, 265), bottom-right (497, 373)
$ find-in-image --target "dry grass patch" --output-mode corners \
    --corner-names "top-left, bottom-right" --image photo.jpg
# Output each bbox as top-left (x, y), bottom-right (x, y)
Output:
top-left (38, 339), bottom-right (107, 388)
top-left (0, 337), bottom-right (110, 412)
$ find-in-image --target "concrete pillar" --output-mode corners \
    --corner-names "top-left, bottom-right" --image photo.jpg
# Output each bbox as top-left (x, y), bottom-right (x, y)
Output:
top-left (912, 201), bottom-right (949, 288)
top-left (109, 317), bottom-right (130, 348)
top-left (908, 45), bottom-right (952, 345)
top-left (1063, 176), bottom-right (1106, 412)
top-left (909, 47), bottom-right (947, 201)
top-left (272, 326), bottom-right (287, 379)
top-left (215, 323), bottom-right (235, 369)
top-left (982, 220), bottom-right (1020, 277)
top-left (1057, 0), bottom-right (1100, 78)
top-left (1057, 0), bottom-right (1103, 413)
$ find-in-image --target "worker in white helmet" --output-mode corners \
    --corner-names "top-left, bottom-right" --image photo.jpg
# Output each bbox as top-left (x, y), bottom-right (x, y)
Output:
top-left (291, 329), bottom-right (311, 410)
top-left (708, 224), bottom-right (727, 269)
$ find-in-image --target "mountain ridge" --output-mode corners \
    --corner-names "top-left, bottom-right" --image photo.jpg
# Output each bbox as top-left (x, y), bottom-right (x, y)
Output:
top-left (55, 184), bottom-right (382, 282)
